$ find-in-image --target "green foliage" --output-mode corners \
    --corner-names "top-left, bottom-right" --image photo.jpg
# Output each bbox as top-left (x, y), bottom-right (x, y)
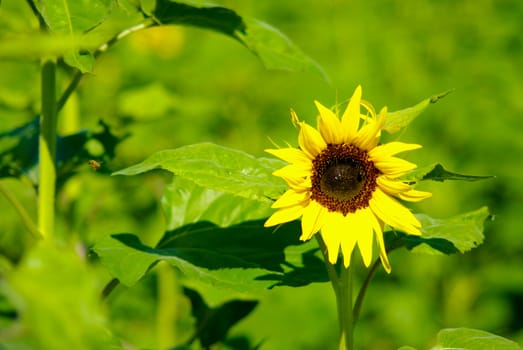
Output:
top-left (183, 287), bottom-right (259, 348)
top-left (151, 0), bottom-right (328, 79)
top-left (93, 219), bottom-right (321, 290)
top-left (0, 118), bottom-right (125, 186)
top-left (114, 143), bottom-right (286, 201)
top-left (384, 90), bottom-right (452, 134)
top-left (403, 163), bottom-right (494, 183)
top-left (34, 0), bottom-right (113, 72)
top-left (387, 207), bottom-right (490, 255)
top-left (0, 242), bottom-right (117, 350)
top-left (432, 328), bottom-right (522, 350)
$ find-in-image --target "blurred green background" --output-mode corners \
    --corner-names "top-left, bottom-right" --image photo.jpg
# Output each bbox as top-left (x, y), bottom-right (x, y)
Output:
top-left (1, 0), bottom-right (522, 349)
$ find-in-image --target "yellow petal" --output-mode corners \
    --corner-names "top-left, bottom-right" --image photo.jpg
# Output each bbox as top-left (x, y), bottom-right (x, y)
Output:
top-left (273, 164), bottom-right (310, 182)
top-left (300, 200), bottom-right (327, 240)
top-left (377, 176), bottom-right (412, 195)
top-left (298, 121), bottom-right (326, 159)
top-left (369, 188), bottom-right (422, 235)
top-left (272, 189), bottom-right (309, 208)
top-left (373, 156), bottom-right (417, 177)
top-left (320, 212), bottom-right (344, 264)
top-left (264, 204), bottom-right (305, 227)
top-left (370, 216), bottom-right (391, 273)
top-left (265, 148), bottom-right (313, 169)
top-left (354, 107), bottom-right (387, 150)
top-left (352, 210), bottom-right (374, 267)
top-left (341, 85), bottom-right (362, 141)
top-left (338, 216), bottom-right (357, 268)
top-left (398, 189), bottom-right (432, 202)
top-left (369, 142), bottom-right (422, 160)
top-left (315, 101), bottom-right (343, 144)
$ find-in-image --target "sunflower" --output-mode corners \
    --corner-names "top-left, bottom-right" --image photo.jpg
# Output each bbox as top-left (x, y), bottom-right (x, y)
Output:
top-left (264, 86), bottom-right (431, 272)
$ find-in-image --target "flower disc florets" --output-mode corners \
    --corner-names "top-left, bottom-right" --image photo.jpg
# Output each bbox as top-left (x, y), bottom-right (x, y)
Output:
top-left (312, 144), bottom-right (379, 215)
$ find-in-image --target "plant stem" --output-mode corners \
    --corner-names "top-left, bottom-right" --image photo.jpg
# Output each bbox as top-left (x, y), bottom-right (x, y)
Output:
top-left (38, 58), bottom-right (57, 239)
top-left (337, 265), bottom-right (354, 350)
top-left (316, 236), bottom-right (354, 350)
top-left (157, 262), bottom-right (178, 349)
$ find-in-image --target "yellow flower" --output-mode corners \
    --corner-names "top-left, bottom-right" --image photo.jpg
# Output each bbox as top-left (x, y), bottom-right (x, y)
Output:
top-left (264, 86), bottom-right (431, 272)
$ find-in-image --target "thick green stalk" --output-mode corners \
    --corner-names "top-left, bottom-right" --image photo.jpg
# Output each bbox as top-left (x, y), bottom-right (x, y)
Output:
top-left (316, 236), bottom-right (354, 350)
top-left (337, 266), bottom-right (354, 350)
top-left (157, 262), bottom-right (178, 349)
top-left (38, 59), bottom-right (57, 239)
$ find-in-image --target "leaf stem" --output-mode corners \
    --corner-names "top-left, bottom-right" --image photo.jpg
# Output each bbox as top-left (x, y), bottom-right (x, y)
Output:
top-left (0, 181), bottom-right (41, 239)
top-left (353, 257), bottom-right (381, 324)
top-left (56, 20), bottom-right (155, 112)
top-left (38, 58), bottom-right (57, 239)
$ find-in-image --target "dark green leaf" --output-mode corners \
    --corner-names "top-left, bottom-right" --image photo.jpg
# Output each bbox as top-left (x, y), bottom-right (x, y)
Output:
top-left (0, 118), bottom-right (127, 187)
top-left (402, 163), bottom-right (494, 183)
top-left (433, 328), bottom-right (521, 350)
top-left (93, 220), bottom-right (327, 290)
top-left (114, 143), bottom-right (286, 202)
top-left (386, 207), bottom-right (491, 255)
top-left (152, 0), bottom-right (245, 37)
top-left (151, 0), bottom-right (328, 79)
top-left (0, 242), bottom-right (118, 349)
top-left (384, 90), bottom-right (452, 134)
top-left (162, 176), bottom-right (274, 231)
top-left (183, 287), bottom-right (258, 348)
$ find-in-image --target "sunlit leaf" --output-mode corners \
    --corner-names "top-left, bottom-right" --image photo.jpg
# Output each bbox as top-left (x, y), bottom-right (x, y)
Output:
top-left (162, 176), bottom-right (274, 231)
top-left (386, 207), bottom-right (491, 255)
top-left (0, 242), bottom-right (117, 349)
top-left (93, 219), bottom-right (327, 290)
top-left (33, 0), bottom-right (113, 71)
top-left (238, 17), bottom-right (329, 80)
top-left (183, 287), bottom-right (258, 348)
top-left (432, 328), bottom-right (521, 350)
top-left (114, 143), bottom-right (286, 202)
top-left (402, 163), bottom-right (494, 183)
top-left (384, 90), bottom-right (452, 134)
top-left (151, 0), bottom-right (328, 79)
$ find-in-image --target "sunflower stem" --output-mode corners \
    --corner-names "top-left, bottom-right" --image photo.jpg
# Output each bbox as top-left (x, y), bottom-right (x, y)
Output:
top-left (316, 236), bottom-right (354, 350)
top-left (337, 265), bottom-right (354, 350)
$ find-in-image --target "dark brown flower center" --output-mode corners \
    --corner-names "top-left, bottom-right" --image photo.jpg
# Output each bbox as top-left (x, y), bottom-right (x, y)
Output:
top-left (311, 144), bottom-right (379, 215)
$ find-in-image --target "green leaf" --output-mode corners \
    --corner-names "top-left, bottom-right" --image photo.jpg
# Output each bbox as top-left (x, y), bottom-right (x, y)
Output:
top-left (386, 207), bottom-right (491, 255)
top-left (237, 17), bottom-right (329, 80)
top-left (113, 143), bottom-right (286, 202)
top-left (0, 242), bottom-right (117, 350)
top-left (151, 0), bottom-right (328, 79)
top-left (384, 90), bottom-right (452, 134)
top-left (0, 118), bottom-right (127, 187)
top-left (402, 163), bottom-right (494, 183)
top-left (34, 0), bottom-right (113, 72)
top-left (93, 220), bottom-right (327, 290)
top-left (152, 0), bottom-right (245, 37)
top-left (162, 176), bottom-right (274, 231)
top-left (432, 328), bottom-right (521, 350)
top-left (183, 287), bottom-right (258, 348)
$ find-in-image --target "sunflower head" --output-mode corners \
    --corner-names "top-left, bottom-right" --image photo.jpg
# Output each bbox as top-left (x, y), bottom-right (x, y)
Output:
top-left (265, 86), bottom-right (431, 272)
